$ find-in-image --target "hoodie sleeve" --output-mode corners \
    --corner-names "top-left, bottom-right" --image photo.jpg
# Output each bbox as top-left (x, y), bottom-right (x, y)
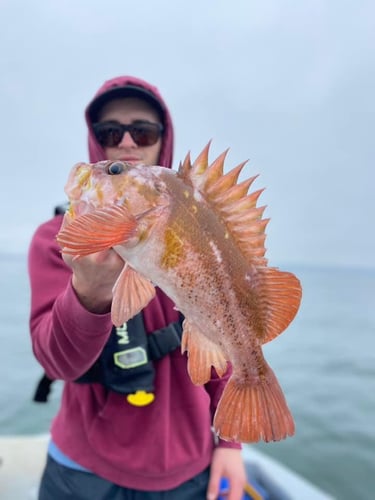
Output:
top-left (28, 215), bottom-right (113, 380)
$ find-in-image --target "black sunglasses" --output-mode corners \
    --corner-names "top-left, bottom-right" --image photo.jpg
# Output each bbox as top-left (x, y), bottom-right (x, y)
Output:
top-left (93, 121), bottom-right (164, 148)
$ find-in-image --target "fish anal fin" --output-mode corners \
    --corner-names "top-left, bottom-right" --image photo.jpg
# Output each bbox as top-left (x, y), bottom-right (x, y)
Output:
top-left (111, 264), bottom-right (155, 326)
top-left (213, 365), bottom-right (295, 443)
top-left (181, 319), bottom-right (228, 385)
top-left (258, 268), bottom-right (302, 343)
top-left (56, 206), bottom-right (137, 256)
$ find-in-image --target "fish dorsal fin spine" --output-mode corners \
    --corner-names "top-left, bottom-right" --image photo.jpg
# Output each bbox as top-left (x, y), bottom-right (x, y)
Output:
top-left (177, 142), bottom-right (268, 266)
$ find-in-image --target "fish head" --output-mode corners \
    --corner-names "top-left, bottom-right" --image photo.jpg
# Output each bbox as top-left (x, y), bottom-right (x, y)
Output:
top-left (64, 160), bottom-right (170, 222)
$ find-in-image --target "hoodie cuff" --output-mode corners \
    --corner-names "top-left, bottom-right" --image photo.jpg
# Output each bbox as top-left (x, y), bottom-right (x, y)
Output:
top-left (216, 437), bottom-right (242, 449)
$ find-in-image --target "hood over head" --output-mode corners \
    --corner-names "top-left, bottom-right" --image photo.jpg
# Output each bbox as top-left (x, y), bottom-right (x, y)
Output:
top-left (85, 76), bottom-right (174, 168)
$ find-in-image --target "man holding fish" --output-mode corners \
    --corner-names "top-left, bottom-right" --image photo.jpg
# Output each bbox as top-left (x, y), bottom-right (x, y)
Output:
top-left (28, 76), bottom-right (250, 499)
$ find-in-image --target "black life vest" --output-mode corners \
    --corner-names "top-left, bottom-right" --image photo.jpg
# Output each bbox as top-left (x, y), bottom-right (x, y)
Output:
top-left (75, 311), bottom-right (184, 406)
top-left (33, 311), bottom-right (184, 406)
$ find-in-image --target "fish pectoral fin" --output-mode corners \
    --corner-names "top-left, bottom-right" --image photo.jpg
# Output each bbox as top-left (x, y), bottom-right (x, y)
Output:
top-left (213, 361), bottom-right (295, 443)
top-left (111, 264), bottom-right (155, 326)
top-left (258, 267), bottom-right (302, 343)
top-left (181, 319), bottom-right (228, 385)
top-left (56, 206), bottom-right (138, 256)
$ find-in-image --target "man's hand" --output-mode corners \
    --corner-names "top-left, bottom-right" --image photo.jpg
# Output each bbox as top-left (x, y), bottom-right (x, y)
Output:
top-left (62, 249), bottom-right (124, 313)
top-left (207, 447), bottom-right (247, 500)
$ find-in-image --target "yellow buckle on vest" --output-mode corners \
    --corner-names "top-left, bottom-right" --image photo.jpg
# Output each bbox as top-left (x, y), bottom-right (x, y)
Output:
top-left (126, 390), bottom-right (155, 406)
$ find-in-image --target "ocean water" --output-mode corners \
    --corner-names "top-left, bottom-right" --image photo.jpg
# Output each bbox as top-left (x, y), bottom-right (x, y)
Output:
top-left (0, 252), bottom-right (374, 500)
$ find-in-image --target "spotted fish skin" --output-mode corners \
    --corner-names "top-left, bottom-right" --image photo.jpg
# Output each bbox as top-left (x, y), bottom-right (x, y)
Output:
top-left (57, 143), bottom-right (302, 443)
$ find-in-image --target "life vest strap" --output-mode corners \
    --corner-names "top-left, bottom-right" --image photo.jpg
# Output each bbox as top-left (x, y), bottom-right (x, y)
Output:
top-left (148, 316), bottom-right (183, 360)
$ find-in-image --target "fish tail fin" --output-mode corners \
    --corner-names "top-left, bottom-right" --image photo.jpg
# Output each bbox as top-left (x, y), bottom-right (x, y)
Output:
top-left (213, 366), bottom-right (295, 443)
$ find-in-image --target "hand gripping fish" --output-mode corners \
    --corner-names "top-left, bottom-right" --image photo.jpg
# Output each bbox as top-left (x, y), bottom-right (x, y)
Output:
top-left (57, 143), bottom-right (302, 443)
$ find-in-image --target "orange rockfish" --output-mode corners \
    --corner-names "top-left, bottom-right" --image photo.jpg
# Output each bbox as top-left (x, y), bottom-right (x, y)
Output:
top-left (57, 143), bottom-right (302, 443)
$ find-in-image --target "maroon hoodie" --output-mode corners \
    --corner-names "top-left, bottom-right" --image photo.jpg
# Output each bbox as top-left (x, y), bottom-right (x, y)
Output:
top-left (28, 75), bottom-right (240, 491)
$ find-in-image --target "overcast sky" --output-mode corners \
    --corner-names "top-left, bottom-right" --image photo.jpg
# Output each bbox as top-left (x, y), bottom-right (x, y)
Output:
top-left (0, 0), bottom-right (373, 269)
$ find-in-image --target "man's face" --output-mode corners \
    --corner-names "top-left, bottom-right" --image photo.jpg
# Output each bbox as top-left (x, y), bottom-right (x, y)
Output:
top-left (96, 97), bottom-right (163, 166)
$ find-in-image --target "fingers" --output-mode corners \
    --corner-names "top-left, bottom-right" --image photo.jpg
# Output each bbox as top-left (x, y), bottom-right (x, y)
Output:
top-left (227, 479), bottom-right (245, 500)
top-left (64, 249), bottom-right (125, 313)
top-left (206, 469), bottom-right (221, 500)
top-left (207, 448), bottom-right (247, 500)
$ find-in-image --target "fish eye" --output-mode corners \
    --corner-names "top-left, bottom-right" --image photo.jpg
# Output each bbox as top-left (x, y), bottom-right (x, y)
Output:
top-left (108, 162), bottom-right (124, 175)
